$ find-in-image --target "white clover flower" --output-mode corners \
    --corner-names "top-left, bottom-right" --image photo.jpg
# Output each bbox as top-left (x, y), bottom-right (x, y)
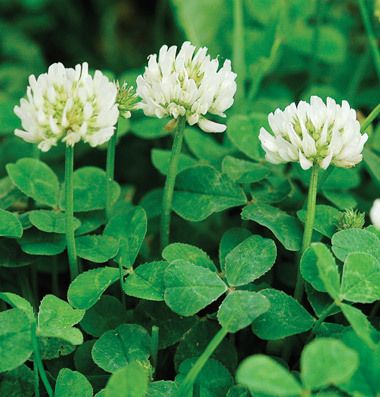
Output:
top-left (370, 199), bottom-right (380, 229)
top-left (14, 62), bottom-right (119, 152)
top-left (259, 96), bottom-right (368, 170)
top-left (116, 82), bottom-right (139, 119)
top-left (136, 41), bottom-right (237, 133)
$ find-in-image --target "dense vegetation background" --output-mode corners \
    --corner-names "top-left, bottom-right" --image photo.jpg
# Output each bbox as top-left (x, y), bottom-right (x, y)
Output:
top-left (1, 0), bottom-right (380, 396)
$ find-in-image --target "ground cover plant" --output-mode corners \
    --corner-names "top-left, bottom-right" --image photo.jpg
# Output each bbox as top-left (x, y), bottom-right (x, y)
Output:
top-left (1, 0), bottom-right (380, 396)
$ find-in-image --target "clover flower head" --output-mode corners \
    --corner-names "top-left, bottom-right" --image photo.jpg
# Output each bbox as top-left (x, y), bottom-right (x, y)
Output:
top-left (370, 199), bottom-right (380, 229)
top-left (136, 41), bottom-right (237, 133)
top-left (116, 81), bottom-right (139, 119)
top-left (259, 96), bottom-right (368, 170)
top-left (14, 62), bottom-right (119, 152)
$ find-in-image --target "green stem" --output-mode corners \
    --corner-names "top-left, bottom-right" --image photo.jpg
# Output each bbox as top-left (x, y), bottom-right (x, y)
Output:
top-left (358, 0), bottom-right (380, 81)
top-left (118, 263), bottom-right (127, 308)
top-left (313, 303), bottom-right (337, 333)
top-left (151, 325), bottom-right (159, 373)
top-left (177, 327), bottom-right (229, 396)
top-left (361, 103), bottom-right (380, 132)
top-left (65, 145), bottom-right (78, 280)
top-left (32, 324), bottom-right (53, 397)
top-left (233, 0), bottom-right (245, 104)
top-left (160, 117), bottom-right (186, 250)
top-left (294, 164), bottom-right (319, 303)
top-left (106, 126), bottom-right (118, 220)
top-left (34, 359), bottom-right (40, 397)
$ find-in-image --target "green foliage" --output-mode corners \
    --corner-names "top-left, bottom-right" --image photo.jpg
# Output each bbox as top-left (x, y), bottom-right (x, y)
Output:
top-left (172, 165), bottom-right (247, 221)
top-left (217, 291), bottom-right (270, 333)
top-left (224, 235), bottom-right (276, 286)
top-left (37, 294), bottom-right (85, 345)
top-left (7, 158), bottom-right (59, 207)
top-left (1, 1), bottom-right (379, 395)
top-left (92, 324), bottom-right (151, 373)
top-left (68, 267), bottom-right (120, 309)
top-left (55, 368), bottom-right (93, 397)
top-left (251, 289), bottom-right (314, 340)
top-left (242, 202), bottom-right (303, 251)
top-left (164, 260), bottom-right (227, 316)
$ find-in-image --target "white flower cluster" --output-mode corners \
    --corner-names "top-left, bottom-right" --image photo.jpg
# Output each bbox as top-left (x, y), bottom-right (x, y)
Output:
top-left (14, 62), bottom-right (119, 152)
top-left (370, 199), bottom-right (380, 229)
top-left (136, 42), bottom-right (237, 133)
top-left (259, 96), bottom-right (368, 170)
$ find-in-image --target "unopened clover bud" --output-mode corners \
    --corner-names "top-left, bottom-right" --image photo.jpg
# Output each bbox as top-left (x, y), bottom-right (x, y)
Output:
top-left (337, 208), bottom-right (365, 231)
top-left (116, 82), bottom-right (138, 119)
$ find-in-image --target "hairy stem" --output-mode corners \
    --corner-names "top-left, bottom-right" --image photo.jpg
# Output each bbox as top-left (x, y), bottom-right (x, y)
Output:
top-left (177, 327), bottom-right (229, 396)
top-left (106, 126), bottom-right (118, 220)
top-left (294, 164), bottom-right (319, 302)
top-left (160, 117), bottom-right (186, 250)
top-left (65, 145), bottom-right (78, 280)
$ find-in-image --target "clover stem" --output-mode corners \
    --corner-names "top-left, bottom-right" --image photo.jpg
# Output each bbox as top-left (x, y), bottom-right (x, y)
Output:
top-left (34, 360), bottom-right (40, 397)
top-left (65, 144), bottom-right (78, 280)
top-left (32, 323), bottom-right (53, 397)
top-left (160, 116), bottom-right (186, 250)
top-left (151, 325), bottom-right (160, 374)
top-left (106, 125), bottom-right (118, 220)
top-left (358, 0), bottom-right (380, 81)
top-left (177, 327), bottom-right (229, 396)
top-left (311, 302), bottom-right (337, 335)
top-left (294, 164), bottom-right (319, 303)
top-left (361, 103), bottom-right (380, 133)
